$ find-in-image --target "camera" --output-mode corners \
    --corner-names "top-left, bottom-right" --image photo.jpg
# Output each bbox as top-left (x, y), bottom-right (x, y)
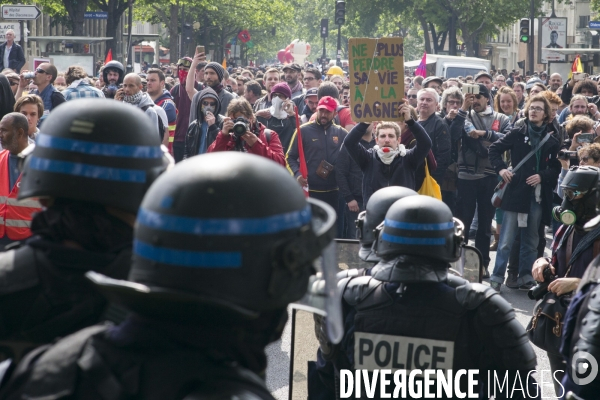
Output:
top-left (528, 266), bottom-right (557, 300)
top-left (23, 72), bottom-right (35, 79)
top-left (558, 150), bottom-right (578, 161)
top-left (232, 117), bottom-right (250, 138)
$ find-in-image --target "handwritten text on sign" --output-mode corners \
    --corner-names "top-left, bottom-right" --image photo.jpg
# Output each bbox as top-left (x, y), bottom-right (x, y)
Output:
top-left (349, 37), bottom-right (404, 122)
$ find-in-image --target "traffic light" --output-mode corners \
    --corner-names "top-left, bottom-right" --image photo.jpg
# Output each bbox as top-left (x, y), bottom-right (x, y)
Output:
top-left (321, 18), bottom-right (329, 38)
top-left (335, 0), bottom-right (345, 25)
top-left (520, 19), bottom-right (530, 43)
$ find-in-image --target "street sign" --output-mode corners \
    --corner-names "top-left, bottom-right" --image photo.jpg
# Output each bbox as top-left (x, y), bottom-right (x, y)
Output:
top-left (590, 21), bottom-right (600, 29)
top-left (84, 11), bottom-right (107, 19)
top-left (1, 5), bottom-right (41, 20)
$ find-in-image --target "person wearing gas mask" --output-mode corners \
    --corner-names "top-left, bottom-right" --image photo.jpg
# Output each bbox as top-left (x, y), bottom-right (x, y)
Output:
top-left (184, 87), bottom-right (224, 158)
top-left (255, 82), bottom-right (296, 151)
top-left (207, 98), bottom-right (285, 166)
top-left (529, 165), bottom-right (600, 396)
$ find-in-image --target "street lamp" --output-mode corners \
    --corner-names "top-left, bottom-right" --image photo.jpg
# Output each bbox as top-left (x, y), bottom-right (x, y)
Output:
top-left (335, 0), bottom-right (345, 67)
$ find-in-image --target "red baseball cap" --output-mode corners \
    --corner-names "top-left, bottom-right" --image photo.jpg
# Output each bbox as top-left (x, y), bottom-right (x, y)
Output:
top-left (317, 96), bottom-right (337, 112)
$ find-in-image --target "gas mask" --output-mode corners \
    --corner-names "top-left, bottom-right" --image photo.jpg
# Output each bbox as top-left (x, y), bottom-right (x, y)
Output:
top-left (555, 166), bottom-right (600, 227)
top-left (553, 189), bottom-right (597, 227)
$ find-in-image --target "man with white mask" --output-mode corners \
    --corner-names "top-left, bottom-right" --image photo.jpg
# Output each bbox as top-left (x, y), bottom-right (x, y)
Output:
top-left (256, 82), bottom-right (296, 150)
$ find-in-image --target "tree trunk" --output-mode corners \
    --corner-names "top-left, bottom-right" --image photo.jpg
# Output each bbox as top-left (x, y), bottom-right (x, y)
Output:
top-left (416, 11), bottom-right (432, 54)
top-left (93, 0), bottom-right (132, 62)
top-left (63, 0), bottom-right (89, 52)
top-left (448, 14), bottom-right (457, 56)
top-left (169, 3), bottom-right (179, 63)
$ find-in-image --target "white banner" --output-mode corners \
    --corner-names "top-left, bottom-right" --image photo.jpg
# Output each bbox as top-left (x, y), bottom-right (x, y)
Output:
top-left (540, 18), bottom-right (567, 64)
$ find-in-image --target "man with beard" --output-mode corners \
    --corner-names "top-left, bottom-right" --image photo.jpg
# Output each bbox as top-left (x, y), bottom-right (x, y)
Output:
top-left (147, 68), bottom-right (177, 150)
top-left (99, 60), bottom-right (124, 99)
top-left (283, 64), bottom-right (303, 97)
top-left (342, 103), bottom-right (431, 206)
top-left (406, 87), bottom-right (419, 108)
top-left (286, 96), bottom-right (348, 213)
top-left (116, 73), bottom-right (165, 141)
top-left (187, 59), bottom-right (234, 117)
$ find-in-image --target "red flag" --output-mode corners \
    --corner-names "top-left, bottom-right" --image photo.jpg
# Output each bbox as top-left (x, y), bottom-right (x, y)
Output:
top-left (294, 106), bottom-right (309, 197)
top-left (415, 52), bottom-right (427, 77)
top-left (104, 49), bottom-right (113, 64)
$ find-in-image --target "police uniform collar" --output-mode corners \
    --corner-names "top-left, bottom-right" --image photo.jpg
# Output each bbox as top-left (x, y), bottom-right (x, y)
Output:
top-left (371, 255), bottom-right (449, 283)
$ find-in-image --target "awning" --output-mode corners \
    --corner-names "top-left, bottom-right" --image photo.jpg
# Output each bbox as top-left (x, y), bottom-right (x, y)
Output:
top-left (132, 45), bottom-right (155, 53)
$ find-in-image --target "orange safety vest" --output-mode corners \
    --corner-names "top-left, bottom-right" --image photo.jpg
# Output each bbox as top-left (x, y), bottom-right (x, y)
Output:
top-left (0, 150), bottom-right (41, 240)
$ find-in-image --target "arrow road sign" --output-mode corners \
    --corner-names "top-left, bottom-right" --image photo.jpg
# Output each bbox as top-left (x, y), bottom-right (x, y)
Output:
top-left (1, 5), bottom-right (41, 20)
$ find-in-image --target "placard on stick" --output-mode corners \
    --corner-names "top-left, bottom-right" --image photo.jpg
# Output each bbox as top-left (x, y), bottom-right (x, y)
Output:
top-left (349, 37), bottom-right (404, 123)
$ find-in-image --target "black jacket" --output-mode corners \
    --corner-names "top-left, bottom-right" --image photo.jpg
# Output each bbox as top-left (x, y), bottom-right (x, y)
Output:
top-left (417, 113), bottom-right (451, 185)
top-left (184, 87), bottom-right (224, 159)
top-left (286, 120), bottom-right (348, 191)
top-left (343, 121), bottom-right (431, 205)
top-left (489, 122), bottom-right (561, 226)
top-left (0, 42), bottom-right (25, 72)
top-left (336, 136), bottom-right (375, 204)
top-left (256, 115), bottom-right (296, 152)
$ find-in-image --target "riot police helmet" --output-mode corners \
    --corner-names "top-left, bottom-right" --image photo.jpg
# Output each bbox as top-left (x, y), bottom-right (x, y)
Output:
top-left (18, 98), bottom-right (171, 214)
top-left (87, 152), bottom-right (339, 325)
top-left (376, 195), bottom-right (464, 263)
top-left (356, 186), bottom-right (418, 262)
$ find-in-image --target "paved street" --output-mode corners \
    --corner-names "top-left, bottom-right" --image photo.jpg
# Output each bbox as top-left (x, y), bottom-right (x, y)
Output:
top-left (265, 233), bottom-right (560, 400)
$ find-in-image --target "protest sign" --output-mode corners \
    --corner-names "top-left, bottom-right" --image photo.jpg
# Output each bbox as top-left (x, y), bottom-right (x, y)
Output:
top-left (349, 37), bottom-right (404, 122)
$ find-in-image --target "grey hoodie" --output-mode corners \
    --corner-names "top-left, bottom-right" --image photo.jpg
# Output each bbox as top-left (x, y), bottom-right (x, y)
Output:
top-left (128, 92), bottom-right (160, 138)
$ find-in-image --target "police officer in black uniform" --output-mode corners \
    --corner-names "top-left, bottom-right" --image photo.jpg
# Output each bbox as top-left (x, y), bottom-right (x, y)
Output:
top-left (0, 99), bottom-right (170, 359)
top-left (0, 152), bottom-right (341, 399)
top-left (315, 196), bottom-right (539, 399)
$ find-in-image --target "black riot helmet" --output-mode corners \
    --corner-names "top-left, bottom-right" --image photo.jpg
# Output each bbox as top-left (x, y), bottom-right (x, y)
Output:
top-left (356, 187), bottom-right (418, 262)
top-left (376, 196), bottom-right (464, 263)
top-left (102, 60), bottom-right (125, 85)
top-left (554, 166), bottom-right (600, 226)
top-left (18, 98), bottom-right (171, 214)
top-left (86, 153), bottom-right (341, 329)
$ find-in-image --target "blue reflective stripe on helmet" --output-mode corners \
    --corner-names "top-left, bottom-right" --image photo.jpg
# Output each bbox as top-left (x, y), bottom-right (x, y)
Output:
top-left (384, 219), bottom-right (454, 231)
top-left (29, 156), bottom-right (147, 183)
top-left (137, 205), bottom-right (312, 235)
top-left (37, 133), bottom-right (162, 159)
top-left (134, 240), bottom-right (241, 268)
top-left (381, 233), bottom-right (446, 245)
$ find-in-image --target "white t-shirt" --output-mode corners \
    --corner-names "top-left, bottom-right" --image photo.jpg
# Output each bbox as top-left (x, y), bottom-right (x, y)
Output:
top-left (3, 44), bottom-right (12, 70)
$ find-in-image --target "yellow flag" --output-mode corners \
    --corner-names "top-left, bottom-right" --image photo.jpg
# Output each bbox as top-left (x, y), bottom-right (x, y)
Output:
top-left (222, 57), bottom-right (227, 68)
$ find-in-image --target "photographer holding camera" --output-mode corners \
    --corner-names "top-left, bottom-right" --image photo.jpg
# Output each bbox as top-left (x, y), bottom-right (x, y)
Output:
top-left (529, 165), bottom-right (600, 395)
top-left (207, 98), bottom-right (286, 166)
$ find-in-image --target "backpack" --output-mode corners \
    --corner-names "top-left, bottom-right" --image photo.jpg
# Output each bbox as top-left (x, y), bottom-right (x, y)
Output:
top-left (141, 104), bottom-right (165, 140)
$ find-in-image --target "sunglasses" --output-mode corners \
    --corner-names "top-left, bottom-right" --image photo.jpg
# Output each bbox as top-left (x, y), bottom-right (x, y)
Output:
top-left (407, 94), bottom-right (417, 99)
top-left (36, 68), bottom-right (48, 74)
top-left (202, 101), bottom-right (217, 106)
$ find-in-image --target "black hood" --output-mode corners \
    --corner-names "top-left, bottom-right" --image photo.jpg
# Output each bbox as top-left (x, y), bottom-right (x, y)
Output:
top-left (190, 87), bottom-right (222, 122)
top-left (0, 74), bottom-right (15, 120)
